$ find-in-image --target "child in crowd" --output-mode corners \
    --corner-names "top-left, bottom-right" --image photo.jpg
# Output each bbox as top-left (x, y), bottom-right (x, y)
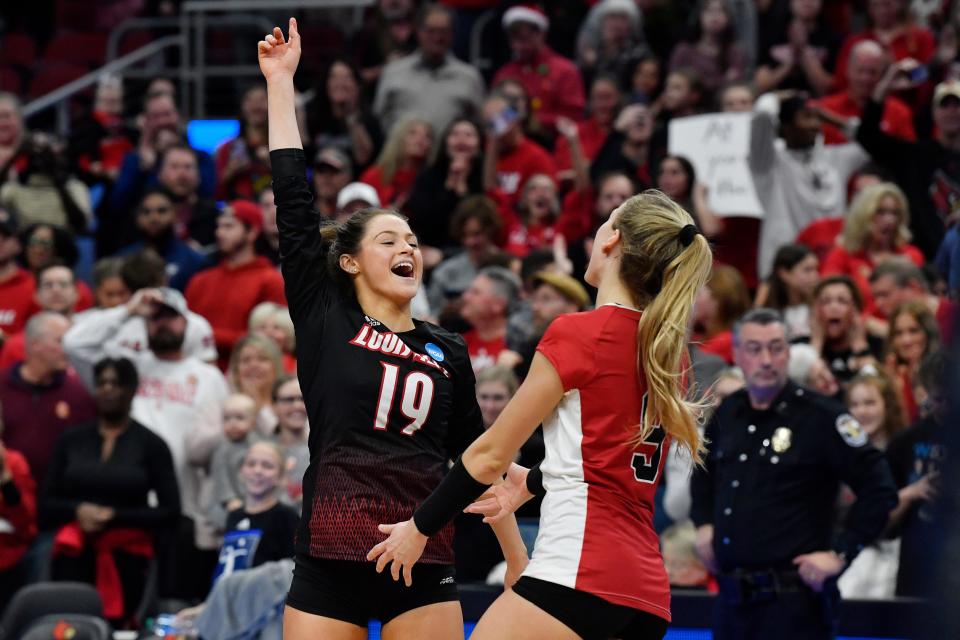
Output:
top-left (224, 441), bottom-right (298, 567)
top-left (208, 393), bottom-right (260, 532)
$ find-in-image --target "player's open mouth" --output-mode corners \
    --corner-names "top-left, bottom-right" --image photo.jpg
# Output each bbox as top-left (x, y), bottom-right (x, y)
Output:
top-left (391, 261), bottom-right (415, 278)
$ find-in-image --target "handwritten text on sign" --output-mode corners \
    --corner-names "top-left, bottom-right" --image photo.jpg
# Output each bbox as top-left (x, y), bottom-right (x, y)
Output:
top-left (668, 113), bottom-right (762, 218)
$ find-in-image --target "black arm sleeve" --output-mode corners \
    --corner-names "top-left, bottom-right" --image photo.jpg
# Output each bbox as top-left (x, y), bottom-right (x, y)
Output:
top-left (855, 99), bottom-right (915, 174)
top-left (111, 432), bottom-right (181, 529)
top-left (689, 413), bottom-right (719, 528)
top-left (38, 437), bottom-right (81, 529)
top-left (271, 149), bottom-right (336, 326)
top-left (526, 464), bottom-right (545, 497)
top-left (828, 417), bottom-right (899, 562)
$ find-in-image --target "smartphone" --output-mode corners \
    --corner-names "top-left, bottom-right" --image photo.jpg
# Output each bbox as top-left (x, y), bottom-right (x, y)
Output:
top-left (488, 105), bottom-right (519, 136)
top-left (908, 65), bottom-right (929, 84)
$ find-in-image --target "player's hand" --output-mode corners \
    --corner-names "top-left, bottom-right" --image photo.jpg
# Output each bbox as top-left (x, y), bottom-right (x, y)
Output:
top-left (367, 519), bottom-right (427, 587)
top-left (465, 463), bottom-right (534, 524)
top-left (258, 18), bottom-right (301, 82)
top-left (793, 551), bottom-right (845, 593)
top-left (125, 288), bottom-right (164, 317)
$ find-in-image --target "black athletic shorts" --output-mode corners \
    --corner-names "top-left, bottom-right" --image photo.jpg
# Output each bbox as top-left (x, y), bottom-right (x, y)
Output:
top-left (512, 576), bottom-right (669, 640)
top-left (285, 554), bottom-right (460, 627)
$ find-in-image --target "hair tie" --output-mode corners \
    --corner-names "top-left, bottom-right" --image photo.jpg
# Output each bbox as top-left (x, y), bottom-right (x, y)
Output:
top-left (678, 224), bottom-right (701, 247)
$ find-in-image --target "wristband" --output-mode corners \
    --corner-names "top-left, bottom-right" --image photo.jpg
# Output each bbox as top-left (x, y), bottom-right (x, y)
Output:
top-left (413, 457), bottom-right (489, 536)
top-left (526, 464), bottom-right (546, 497)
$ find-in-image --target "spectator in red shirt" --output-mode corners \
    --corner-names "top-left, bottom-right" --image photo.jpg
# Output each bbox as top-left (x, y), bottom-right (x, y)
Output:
top-left (185, 201), bottom-right (286, 369)
top-left (0, 412), bottom-right (37, 612)
top-left (834, 0), bottom-right (935, 91)
top-left (360, 117), bottom-right (434, 209)
top-left (214, 85), bottom-right (271, 201)
top-left (492, 5), bottom-right (586, 138)
top-left (554, 75), bottom-right (621, 184)
top-left (0, 312), bottom-right (96, 487)
top-left (868, 260), bottom-right (956, 345)
top-left (590, 102), bottom-right (655, 188)
top-left (0, 211), bottom-right (33, 341)
top-left (1, 263), bottom-right (82, 370)
top-left (819, 40), bottom-right (915, 145)
top-left (822, 182), bottom-right (924, 317)
top-left (482, 93), bottom-right (557, 207)
top-left (459, 266), bottom-right (522, 375)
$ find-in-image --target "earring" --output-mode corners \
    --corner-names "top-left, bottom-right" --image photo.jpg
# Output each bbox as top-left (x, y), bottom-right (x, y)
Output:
top-left (350, 268), bottom-right (358, 274)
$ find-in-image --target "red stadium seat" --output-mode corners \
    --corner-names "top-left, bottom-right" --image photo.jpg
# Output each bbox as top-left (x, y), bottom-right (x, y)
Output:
top-left (55, 0), bottom-right (98, 31)
top-left (0, 65), bottom-right (22, 94)
top-left (27, 62), bottom-right (89, 99)
top-left (43, 31), bottom-right (108, 68)
top-left (0, 33), bottom-right (37, 69)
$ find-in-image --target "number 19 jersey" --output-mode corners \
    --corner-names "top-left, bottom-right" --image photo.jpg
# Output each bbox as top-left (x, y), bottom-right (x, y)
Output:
top-left (272, 149), bottom-right (483, 564)
top-left (525, 304), bottom-right (672, 621)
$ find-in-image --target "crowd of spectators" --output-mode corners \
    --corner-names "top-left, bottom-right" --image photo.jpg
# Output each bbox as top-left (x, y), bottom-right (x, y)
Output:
top-left (0, 0), bottom-right (958, 632)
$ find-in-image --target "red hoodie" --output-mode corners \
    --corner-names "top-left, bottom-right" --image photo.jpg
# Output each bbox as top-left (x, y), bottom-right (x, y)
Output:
top-left (185, 256), bottom-right (286, 367)
top-left (0, 449), bottom-right (37, 571)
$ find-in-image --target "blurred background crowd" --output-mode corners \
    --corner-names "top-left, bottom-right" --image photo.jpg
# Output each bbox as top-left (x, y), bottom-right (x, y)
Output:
top-left (0, 0), bottom-right (958, 636)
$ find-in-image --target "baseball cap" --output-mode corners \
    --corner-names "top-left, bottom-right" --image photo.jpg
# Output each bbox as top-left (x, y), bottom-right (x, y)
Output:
top-left (934, 80), bottom-right (960, 106)
top-left (532, 271), bottom-right (590, 310)
top-left (313, 147), bottom-right (352, 175)
top-left (502, 4), bottom-right (549, 31)
top-left (336, 182), bottom-right (381, 210)
top-left (0, 207), bottom-right (18, 236)
top-left (152, 287), bottom-right (189, 318)
top-left (223, 199), bottom-right (263, 232)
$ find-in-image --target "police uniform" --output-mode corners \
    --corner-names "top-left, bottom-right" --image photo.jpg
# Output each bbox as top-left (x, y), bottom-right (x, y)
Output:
top-left (691, 381), bottom-right (898, 640)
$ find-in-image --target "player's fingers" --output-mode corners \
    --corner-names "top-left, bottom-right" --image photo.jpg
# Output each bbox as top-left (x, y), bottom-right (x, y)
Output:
top-left (391, 559), bottom-right (401, 582)
top-left (464, 498), bottom-right (497, 514)
top-left (273, 26), bottom-right (285, 44)
top-left (265, 35), bottom-right (278, 46)
top-left (482, 511), bottom-right (507, 524)
top-left (376, 551), bottom-right (391, 574)
top-left (258, 41), bottom-right (271, 54)
top-left (403, 563), bottom-right (413, 587)
top-left (378, 523), bottom-right (395, 533)
top-left (366, 541), bottom-right (386, 561)
top-left (289, 17), bottom-right (299, 40)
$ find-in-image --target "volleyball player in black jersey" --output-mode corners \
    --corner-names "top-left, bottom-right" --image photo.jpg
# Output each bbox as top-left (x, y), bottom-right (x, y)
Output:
top-left (258, 19), bottom-right (527, 640)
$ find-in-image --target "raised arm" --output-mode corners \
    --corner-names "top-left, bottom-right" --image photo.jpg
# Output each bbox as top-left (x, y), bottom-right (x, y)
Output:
top-left (261, 19), bottom-right (336, 326)
top-left (259, 19), bottom-right (301, 152)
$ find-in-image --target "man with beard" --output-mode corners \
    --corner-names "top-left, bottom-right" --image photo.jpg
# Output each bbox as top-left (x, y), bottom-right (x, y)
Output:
top-left (186, 201), bottom-right (286, 369)
top-left (63, 287), bottom-right (229, 599)
top-left (118, 187), bottom-right (208, 291)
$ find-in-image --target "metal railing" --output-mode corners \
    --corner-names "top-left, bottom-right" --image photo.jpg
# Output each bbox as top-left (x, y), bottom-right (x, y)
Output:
top-left (180, 0), bottom-right (375, 117)
top-left (23, 34), bottom-right (185, 134)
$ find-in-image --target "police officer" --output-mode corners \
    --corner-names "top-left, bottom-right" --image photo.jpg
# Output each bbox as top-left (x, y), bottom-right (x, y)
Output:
top-left (691, 308), bottom-right (898, 640)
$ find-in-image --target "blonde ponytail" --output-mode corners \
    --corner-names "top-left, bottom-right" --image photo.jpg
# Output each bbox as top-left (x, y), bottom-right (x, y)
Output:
top-left (613, 191), bottom-right (714, 465)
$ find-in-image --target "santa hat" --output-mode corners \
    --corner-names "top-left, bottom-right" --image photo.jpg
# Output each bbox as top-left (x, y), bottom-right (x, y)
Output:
top-left (502, 4), bottom-right (549, 31)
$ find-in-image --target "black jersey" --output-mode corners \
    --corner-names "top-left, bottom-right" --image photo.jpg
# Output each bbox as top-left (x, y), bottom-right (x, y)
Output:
top-left (272, 149), bottom-right (484, 563)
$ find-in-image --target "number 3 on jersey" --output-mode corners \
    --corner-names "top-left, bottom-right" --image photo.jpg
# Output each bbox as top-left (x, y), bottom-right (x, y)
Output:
top-left (631, 393), bottom-right (666, 484)
top-left (373, 362), bottom-right (435, 435)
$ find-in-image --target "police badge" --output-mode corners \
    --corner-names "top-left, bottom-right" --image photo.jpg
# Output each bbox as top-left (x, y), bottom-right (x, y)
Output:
top-left (772, 427), bottom-right (792, 453)
top-left (835, 413), bottom-right (868, 447)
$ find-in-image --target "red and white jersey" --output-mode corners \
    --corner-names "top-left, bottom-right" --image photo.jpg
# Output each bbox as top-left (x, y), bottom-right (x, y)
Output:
top-left (524, 304), bottom-right (672, 621)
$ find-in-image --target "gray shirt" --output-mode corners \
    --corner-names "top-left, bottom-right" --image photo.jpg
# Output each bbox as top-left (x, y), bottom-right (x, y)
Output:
top-left (374, 51), bottom-right (484, 135)
top-left (750, 93), bottom-right (869, 279)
